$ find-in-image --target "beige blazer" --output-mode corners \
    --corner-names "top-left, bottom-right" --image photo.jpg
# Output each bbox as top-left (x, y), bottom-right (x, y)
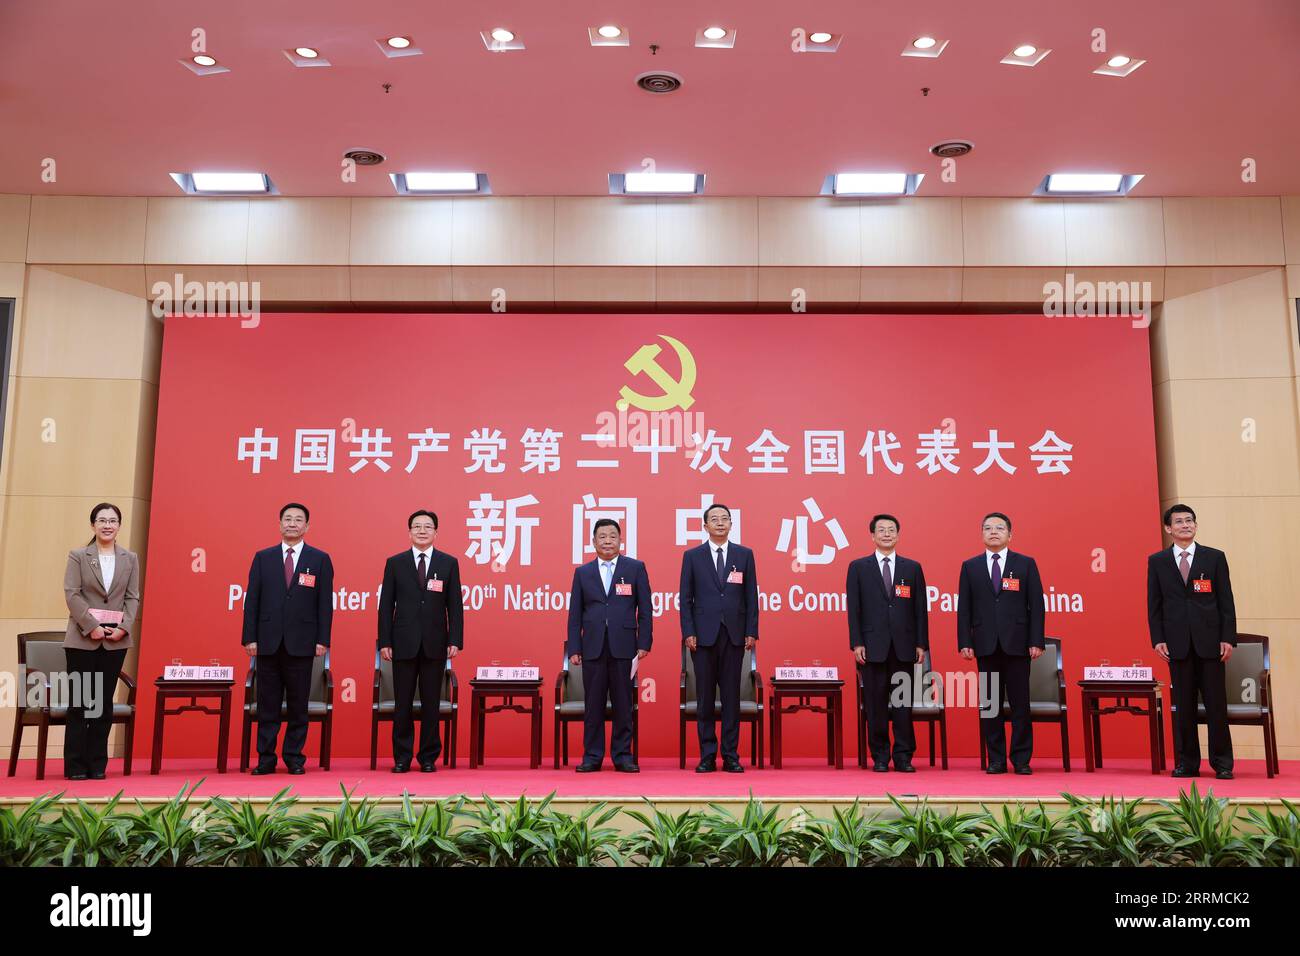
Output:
top-left (64, 543), bottom-right (141, 650)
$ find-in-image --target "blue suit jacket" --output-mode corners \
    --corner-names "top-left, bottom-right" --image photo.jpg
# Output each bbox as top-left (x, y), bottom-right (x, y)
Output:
top-left (566, 556), bottom-right (653, 659)
top-left (679, 541), bottom-right (759, 647)
top-left (240, 543), bottom-right (334, 656)
top-left (956, 551), bottom-right (1045, 657)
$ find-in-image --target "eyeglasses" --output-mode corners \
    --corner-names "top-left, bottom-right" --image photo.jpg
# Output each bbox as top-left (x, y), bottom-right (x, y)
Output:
top-left (94, 518), bottom-right (120, 526)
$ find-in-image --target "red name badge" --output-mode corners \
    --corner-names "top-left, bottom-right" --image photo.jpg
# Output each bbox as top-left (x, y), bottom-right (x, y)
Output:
top-left (615, 582), bottom-right (633, 596)
top-left (1001, 577), bottom-right (1020, 591)
top-left (1193, 579), bottom-right (1213, 593)
top-left (427, 578), bottom-right (444, 592)
top-left (298, 572), bottom-right (316, 588)
top-left (727, 570), bottom-right (744, 584)
top-left (895, 584), bottom-right (912, 598)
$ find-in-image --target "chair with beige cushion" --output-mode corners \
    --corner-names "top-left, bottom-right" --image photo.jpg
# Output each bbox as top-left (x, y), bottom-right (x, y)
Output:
top-left (369, 652), bottom-right (458, 769)
top-left (1176, 633), bottom-right (1278, 778)
top-left (679, 645), bottom-right (764, 768)
top-left (239, 651), bottom-right (334, 772)
top-left (978, 636), bottom-right (1070, 771)
top-left (857, 651), bottom-right (949, 769)
top-left (552, 655), bottom-right (639, 768)
top-left (7, 631), bottom-right (137, 780)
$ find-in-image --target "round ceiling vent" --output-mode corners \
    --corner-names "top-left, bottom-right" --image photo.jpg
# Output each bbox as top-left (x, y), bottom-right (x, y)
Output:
top-left (930, 140), bottom-right (974, 158)
top-left (636, 71), bottom-right (683, 94)
top-left (343, 148), bottom-right (386, 166)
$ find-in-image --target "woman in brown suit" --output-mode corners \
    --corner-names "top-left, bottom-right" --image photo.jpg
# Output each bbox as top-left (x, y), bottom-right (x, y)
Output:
top-left (62, 502), bottom-right (140, 780)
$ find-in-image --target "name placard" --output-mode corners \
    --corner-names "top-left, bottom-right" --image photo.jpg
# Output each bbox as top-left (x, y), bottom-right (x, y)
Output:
top-left (163, 665), bottom-right (234, 681)
top-left (476, 666), bottom-right (541, 681)
top-left (1083, 666), bottom-right (1153, 682)
top-left (774, 666), bottom-right (840, 681)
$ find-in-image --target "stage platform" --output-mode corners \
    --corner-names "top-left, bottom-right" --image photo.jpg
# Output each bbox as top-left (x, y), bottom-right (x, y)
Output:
top-left (3, 757), bottom-right (1294, 814)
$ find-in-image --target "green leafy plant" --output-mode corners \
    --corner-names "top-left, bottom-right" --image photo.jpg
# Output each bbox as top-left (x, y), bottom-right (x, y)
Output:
top-left (206, 787), bottom-right (301, 866)
top-left (530, 802), bottom-right (625, 867)
top-left (702, 796), bottom-right (801, 867)
top-left (128, 781), bottom-right (212, 867)
top-left (0, 793), bottom-right (62, 867)
top-left (386, 793), bottom-right (465, 867)
top-left (459, 793), bottom-right (555, 867)
top-left (867, 796), bottom-right (983, 867)
top-left (289, 784), bottom-right (395, 866)
top-left (801, 800), bottom-right (892, 867)
top-left (976, 802), bottom-right (1070, 867)
top-left (48, 792), bottom-right (133, 867)
top-left (1061, 793), bottom-right (1175, 866)
top-left (1246, 798), bottom-right (1300, 867)
top-left (623, 802), bottom-right (714, 867)
top-left (1159, 783), bottom-right (1260, 867)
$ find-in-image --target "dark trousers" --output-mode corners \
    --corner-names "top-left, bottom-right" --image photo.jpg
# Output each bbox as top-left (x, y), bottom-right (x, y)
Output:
top-left (1169, 653), bottom-right (1233, 773)
top-left (63, 646), bottom-right (127, 777)
top-left (392, 649), bottom-right (445, 766)
top-left (580, 646), bottom-right (635, 765)
top-left (863, 650), bottom-right (916, 766)
top-left (978, 649), bottom-right (1032, 769)
top-left (692, 626), bottom-right (743, 763)
top-left (255, 646), bottom-right (314, 770)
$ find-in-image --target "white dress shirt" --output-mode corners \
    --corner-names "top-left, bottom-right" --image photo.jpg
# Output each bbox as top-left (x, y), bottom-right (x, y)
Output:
top-left (97, 551), bottom-right (116, 590)
top-left (876, 550), bottom-right (897, 579)
top-left (985, 548), bottom-right (1009, 580)
top-left (710, 540), bottom-right (730, 572)
top-left (1172, 541), bottom-right (1197, 562)
top-left (282, 542), bottom-right (302, 572)
top-left (412, 545), bottom-right (435, 570)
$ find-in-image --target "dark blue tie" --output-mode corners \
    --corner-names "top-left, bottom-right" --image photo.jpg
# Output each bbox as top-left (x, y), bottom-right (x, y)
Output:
top-left (715, 547), bottom-right (725, 588)
top-left (991, 553), bottom-right (1002, 594)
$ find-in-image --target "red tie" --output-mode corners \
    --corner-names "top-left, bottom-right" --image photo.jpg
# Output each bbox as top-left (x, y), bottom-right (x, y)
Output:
top-left (284, 547), bottom-right (295, 588)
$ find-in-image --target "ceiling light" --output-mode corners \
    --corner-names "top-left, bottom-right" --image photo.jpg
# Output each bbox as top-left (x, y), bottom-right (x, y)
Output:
top-left (901, 35), bottom-right (949, 57)
top-left (703, 26), bottom-right (727, 40)
top-left (1036, 173), bottom-right (1144, 196)
top-left (1014, 45), bottom-right (1037, 57)
top-left (1093, 55), bottom-right (1145, 77)
top-left (192, 55), bottom-right (216, 67)
top-left (1107, 55), bottom-right (1131, 68)
top-left (913, 36), bottom-right (937, 49)
top-left (482, 29), bottom-right (525, 51)
top-left (809, 32), bottom-right (832, 43)
top-left (824, 172), bottom-right (924, 196)
top-left (391, 172), bottom-right (490, 194)
top-left (589, 25), bottom-right (630, 46)
top-left (377, 36), bottom-right (422, 57)
top-left (295, 47), bottom-right (318, 58)
top-left (598, 25), bottom-right (622, 38)
top-left (491, 28), bottom-right (514, 42)
top-left (1001, 44), bottom-right (1051, 66)
top-left (386, 36), bottom-right (410, 49)
top-left (695, 26), bottom-right (736, 48)
top-left (610, 172), bottom-right (705, 195)
top-left (171, 172), bottom-right (275, 195)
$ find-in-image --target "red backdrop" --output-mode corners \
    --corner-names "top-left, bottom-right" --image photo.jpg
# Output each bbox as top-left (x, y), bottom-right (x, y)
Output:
top-left (138, 312), bottom-right (1160, 761)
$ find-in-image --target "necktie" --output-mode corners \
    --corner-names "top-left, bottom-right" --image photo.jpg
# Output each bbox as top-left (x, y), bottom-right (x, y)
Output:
top-left (716, 547), bottom-right (726, 587)
top-left (601, 561), bottom-right (613, 595)
top-left (284, 547), bottom-right (294, 588)
top-left (882, 556), bottom-right (893, 596)
top-left (417, 552), bottom-right (428, 589)
top-left (1178, 550), bottom-right (1190, 584)
top-left (991, 553), bottom-right (1002, 594)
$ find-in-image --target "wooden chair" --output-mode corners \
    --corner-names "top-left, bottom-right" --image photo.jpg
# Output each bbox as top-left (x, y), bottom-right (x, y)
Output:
top-left (370, 653), bottom-right (458, 769)
top-left (7, 631), bottom-right (137, 780)
top-left (856, 651), bottom-right (949, 769)
top-left (1172, 633), bottom-right (1279, 778)
top-left (553, 654), bottom-right (639, 767)
top-left (978, 636), bottom-right (1070, 771)
top-left (679, 645), bottom-right (764, 768)
top-left (239, 651), bottom-right (334, 771)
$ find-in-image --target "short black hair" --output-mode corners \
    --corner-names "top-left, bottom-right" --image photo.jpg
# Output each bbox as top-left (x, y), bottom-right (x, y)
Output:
top-left (592, 518), bottom-right (621, 536)
top-left (408, 509), bottom-right (439, 529)
top-left (703, 503), bottom-right (732, 521)
top-left (869, 514), bottom-right (899, 533)
top-left (1163, 504), bottom-right (1196, 526)
top-left (982, 511), bottom-right (1011, 532)
top-left (280, 502), bottom-right (310, 523)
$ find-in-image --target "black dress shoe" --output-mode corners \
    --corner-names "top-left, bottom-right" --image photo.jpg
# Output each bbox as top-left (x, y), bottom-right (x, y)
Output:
top-left (575, 762), bottom-right (601, 773)
top-left (1172, 766), bottom-right (1200, 778)
top-left (986, 765), bottom-right (1007, 775)
top-left (420, 763), bottom-right (437, 773)
top-left (89, 771), bottom-right (106, 780)
top-left (1014, 765), bottom-right (1033, 776)
top-left (287, 766), bottom-right (306, 775)
top-left (695, 760), bottom-right (716, 774)
top-left (872, 762), bottom-right (889, 773)
top-left (722, 759), bottom-right (744, 774)
top-left (65, 773), bottom-right (88, 781)
top-left (250, 766), bottom-right (275, 776)
top-left (391, 763), bottom-right (409, 774)
top-left (1215, 768), bottom-right (1234, 780)
top-left (894, 763), bottom-right (916, 774)
top-left (614, 762), bottom-right (640, 774)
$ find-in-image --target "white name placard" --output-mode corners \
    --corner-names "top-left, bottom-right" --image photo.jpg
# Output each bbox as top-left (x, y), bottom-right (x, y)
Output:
top-left (163, 665), bottom-right (234, 681)
top-left (1083, 666), bottom-right (1153, 682)
top-left (476, 666), bottom-right (541, 681)
top-left (774, 667), bottom-right (840, 681)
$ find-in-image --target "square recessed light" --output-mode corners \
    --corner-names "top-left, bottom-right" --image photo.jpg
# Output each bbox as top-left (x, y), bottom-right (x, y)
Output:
top-left (391, 172), bottom-right (491, 195)
top-left (798, 30), bottom-right (843, 53)
top-left (178, 56), bottom-right (230, 76)
top-left (589, 25), bottom-right (629, 47)
top-left (283, 48), bottom-right (331, 68)
top-left (1093, 55), bottom-right (1145, 77)
top-left (901, 35), bottom-right (949, 58)
top-left (481, 28), bottom-right (525, 51)
top-left (1035, 173), bottom-right (1144, 196)
top-left (610, 172), bottom-right (705, 195)
top-left (822, 172), bottom-right (924, 197)
top-left (376, 36), bottom-right (423, 58)
top-left (695, 26), bottom-right (736, 49)
top-left (1000, 44), bottom-right (1051, 67)
top-left (170, 172), bottom-right (276, 195)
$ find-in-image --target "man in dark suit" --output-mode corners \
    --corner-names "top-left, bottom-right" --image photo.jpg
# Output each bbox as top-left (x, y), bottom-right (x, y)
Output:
top-left (241, 502), bottom-right (333, 775)
top-left (378, 509), bottom-right (464, 773)
top-left (846, 514), bottom-right (929, 772)
top-left (680, 502), bottom-right (758, 773)
top-left (1147, 503), bottom-right (1236, 780)
top-left (565, 518), bottom-right (652, 773)
top-left (957, 511), bottom-right (1045, 775)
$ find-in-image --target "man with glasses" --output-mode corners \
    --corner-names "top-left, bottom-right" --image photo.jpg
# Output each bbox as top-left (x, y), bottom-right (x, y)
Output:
top-left (378, 510), bottom-right (464, 773)
top-left (679, 503), bottom-right (758, 773)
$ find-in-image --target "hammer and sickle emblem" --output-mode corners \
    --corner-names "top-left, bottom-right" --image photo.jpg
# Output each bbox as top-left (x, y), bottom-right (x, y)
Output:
top-left (616, 335), bottom-right (697, 411)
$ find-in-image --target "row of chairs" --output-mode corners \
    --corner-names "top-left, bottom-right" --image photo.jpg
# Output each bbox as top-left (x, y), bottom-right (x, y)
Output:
top-left (7, 632), bottom-right (1281, 778)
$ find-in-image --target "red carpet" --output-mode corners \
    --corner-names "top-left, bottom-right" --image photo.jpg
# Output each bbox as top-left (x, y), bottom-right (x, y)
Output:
top-left (2, 757), bottom-right (1293, 802)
